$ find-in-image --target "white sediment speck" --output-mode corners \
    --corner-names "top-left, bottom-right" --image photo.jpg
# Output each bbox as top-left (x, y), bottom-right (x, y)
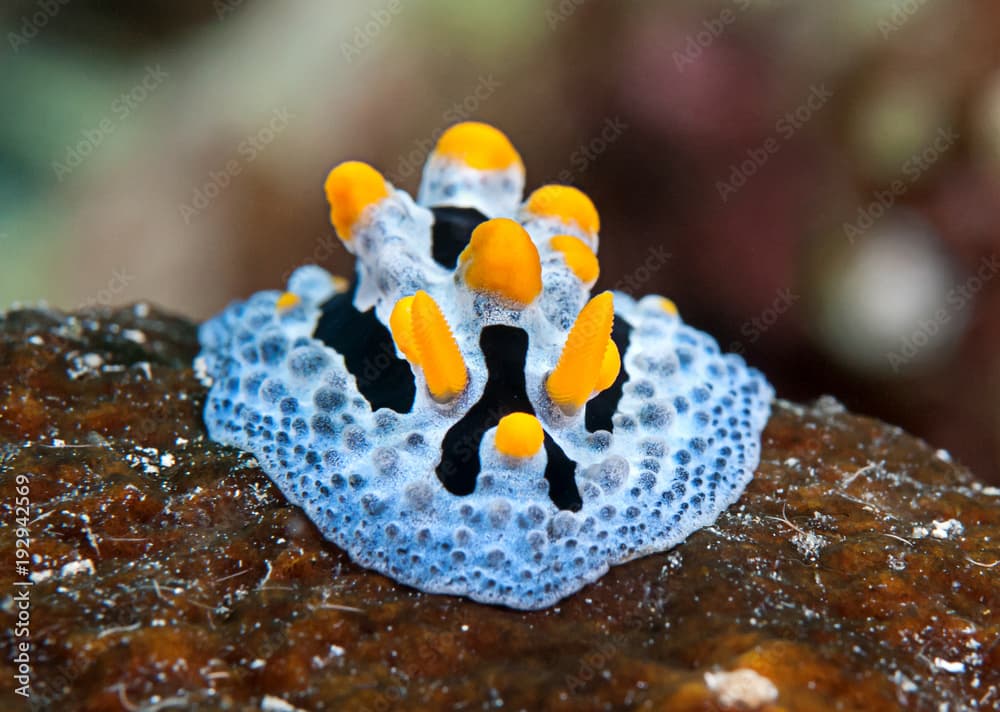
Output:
top-left (791, 530), bottom-right (828, 559)
top-left (705, 669), bottom-right (779, 707)
top-left (122, 329), bottom-right (147, 344)
top-left (892, 670), bottom-right (918, 694)
top-left (193, 355), bottom-right (213, 387)
top-left (932, 657), bottom-right (966, 674)
top-left (911, 519), bottom-right (964, 540)
top-left (930, 519), bottom-right (964, 539)
top-left (59, 559), bottom-right (95, 578)
top-left (67, 352), bottom-right (105, 380)
top-left (261, 695), bottom-right (309, 712)
top-left (126, 447), bottom-right (164, 476)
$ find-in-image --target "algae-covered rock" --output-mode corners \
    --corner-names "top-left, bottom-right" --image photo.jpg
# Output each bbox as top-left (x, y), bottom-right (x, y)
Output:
top-left (1, 305), bottom-right (997, 711)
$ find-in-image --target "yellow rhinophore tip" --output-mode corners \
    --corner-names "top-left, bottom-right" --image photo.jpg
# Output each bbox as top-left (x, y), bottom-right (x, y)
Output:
top-left (458, 218), bottom-right (542, 307)
top-left (331, 275), bottom-right (351, 293)
top-left (324, 161), bottom-right (390, 242)
top-left (546, 291), bottom-right (616, 412)
top-left (525, 185), bottom-right (600, 237)
top-left (410, 290), bottom-right (468, 402)
top-left (495, 412), bottom-right (545, 459)
top-left (389, 295), bottom-right (420, 364)
top-left (434, 122), bottom-right (523, 171)
top-left (596, 339), bottom-right (621, 392)
top-left (275, 292), bottom-right (301, 311)
top-left (658, 297), bottom-right (679, 316)
top-left (549, 235), bottom-right (600, 284)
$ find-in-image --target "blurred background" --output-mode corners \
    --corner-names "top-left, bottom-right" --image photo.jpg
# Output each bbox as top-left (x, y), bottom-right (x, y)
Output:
top-left (1, 0), bottom-right (999, 484)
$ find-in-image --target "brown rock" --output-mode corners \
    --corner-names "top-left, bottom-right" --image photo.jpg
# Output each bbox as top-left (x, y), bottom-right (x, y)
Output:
top-left (1, 305), bottom-right (997, 711)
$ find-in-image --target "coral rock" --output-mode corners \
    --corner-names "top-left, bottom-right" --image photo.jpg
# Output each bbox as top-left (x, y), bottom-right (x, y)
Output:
top-left (1, 307), bottom-right (998, 709)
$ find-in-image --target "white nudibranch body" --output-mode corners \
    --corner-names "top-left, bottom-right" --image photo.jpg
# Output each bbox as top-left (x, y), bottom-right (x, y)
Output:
top-left (198, 122), bottom-right (773, 609)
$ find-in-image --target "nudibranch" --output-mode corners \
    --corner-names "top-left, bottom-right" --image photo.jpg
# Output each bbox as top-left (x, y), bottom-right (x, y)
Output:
top-left (197, 122), bottom-right (773, 610)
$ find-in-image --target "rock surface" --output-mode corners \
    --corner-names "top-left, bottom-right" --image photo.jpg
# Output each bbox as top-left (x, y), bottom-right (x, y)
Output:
top-left (0, 305), bottom-right (997, 711)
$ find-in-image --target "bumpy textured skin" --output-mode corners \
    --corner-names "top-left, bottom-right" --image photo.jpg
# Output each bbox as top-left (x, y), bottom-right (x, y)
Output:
top-left (198, 130), bottom-right (774, 610)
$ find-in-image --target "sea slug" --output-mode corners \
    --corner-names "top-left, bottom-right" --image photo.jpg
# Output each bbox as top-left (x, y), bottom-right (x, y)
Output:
top-left (197, 122), bottom-right (774, 609)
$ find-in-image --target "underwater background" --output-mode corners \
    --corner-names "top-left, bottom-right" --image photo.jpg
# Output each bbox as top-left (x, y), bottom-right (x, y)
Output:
top-left (2, 0), bottom-right (1000, 484)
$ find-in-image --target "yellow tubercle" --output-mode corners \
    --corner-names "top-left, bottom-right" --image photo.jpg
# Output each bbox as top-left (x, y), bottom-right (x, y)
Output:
top-left (389, 295), bottom-right (420, 364)
top-left (275, 292), bottom-right (301, 311)
top-left (494, 412), bottom-right (545, 459)
top-left (545, 291), bottom-right (616, 413)
top-left (549, 235), bottom-right (599, 284)
top-left (658, 297), bottom-right (679, 316)
top-left (458, 218), bottom-right (542, 307)
top-left (410, 290), bottom-right (468, 402)
top-left (434, 122), bottom-right (523, 171)
top-left (596, 339), bottom-right (621, 392)
top-left (324, 161), bottom-right (390, 242)
top-left (525, 185), bottom-right (600, 237)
